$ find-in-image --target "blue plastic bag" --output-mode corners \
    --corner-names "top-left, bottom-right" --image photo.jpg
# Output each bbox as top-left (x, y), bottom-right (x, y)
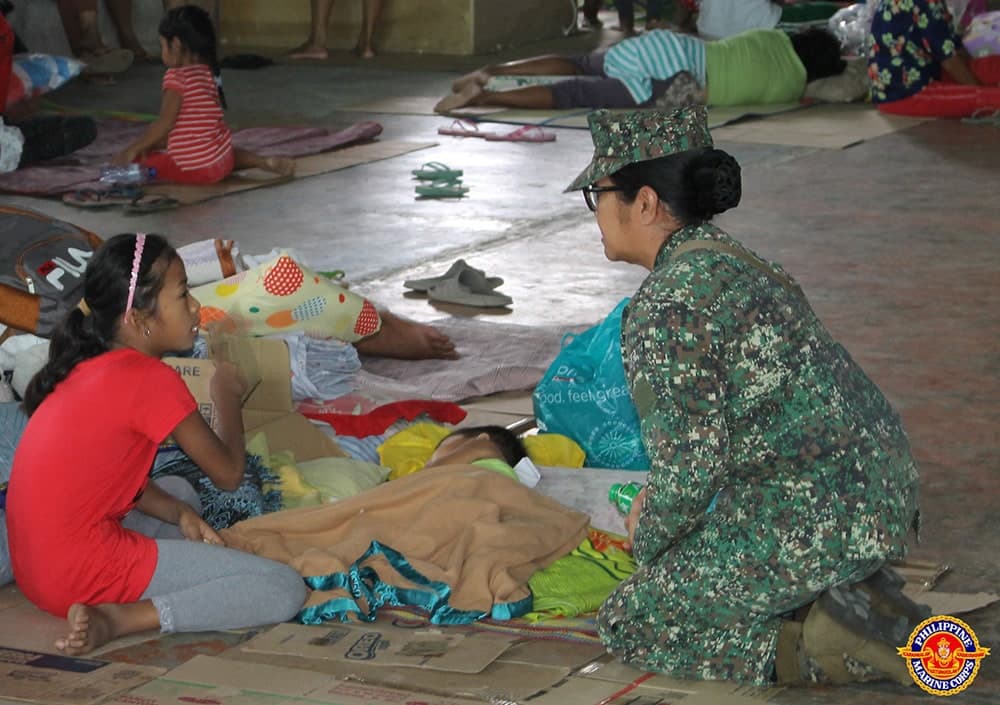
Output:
top-left (533, 299), bottom-right (649, 470)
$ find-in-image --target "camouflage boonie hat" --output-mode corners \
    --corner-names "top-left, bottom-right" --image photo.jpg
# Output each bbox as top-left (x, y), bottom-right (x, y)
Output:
top-left (565, 106), bottom-right (713, 192)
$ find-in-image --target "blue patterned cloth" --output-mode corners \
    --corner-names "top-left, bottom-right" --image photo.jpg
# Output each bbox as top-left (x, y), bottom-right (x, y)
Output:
top-left (150, 453), bottom-right (281, 530)
top-left (868, 0), bottom-right (961, 103)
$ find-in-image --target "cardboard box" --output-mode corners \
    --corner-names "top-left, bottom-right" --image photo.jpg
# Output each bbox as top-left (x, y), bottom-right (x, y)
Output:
top-left (108, 655), bottom-right (487, 705)
top-left (163, 338), bottom-right (345, 462)
top-left (225, 619), bottom-right (574, 702)
top-left (0, 648), bottom-right (164, 705)
top-left (242, 623), bottom-right (517, 674)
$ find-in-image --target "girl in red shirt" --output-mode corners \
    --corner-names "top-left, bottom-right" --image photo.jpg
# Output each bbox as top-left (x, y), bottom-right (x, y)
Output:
top-left (112, 6), bottom-right (294, 184)
top-left (7, 233), bottom-right (305, 654)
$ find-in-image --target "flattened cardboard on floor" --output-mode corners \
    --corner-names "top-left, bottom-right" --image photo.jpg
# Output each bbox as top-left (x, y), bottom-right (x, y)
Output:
top-left (107, 655), bottom-right (487, 705)
top-left (223, 646), bottom-right (571, 703)
top-left (162, 337), bottom-right (344, 462)
top-left (241, 622), bottom-right (517, 674)
top-left (578, 659), bottom-right (784, 702)
top-left (0, 648), bottom-right (163, 705)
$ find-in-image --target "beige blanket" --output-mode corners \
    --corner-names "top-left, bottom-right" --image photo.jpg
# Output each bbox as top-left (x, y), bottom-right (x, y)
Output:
top-left (222, 465), bottom-right (589, 616)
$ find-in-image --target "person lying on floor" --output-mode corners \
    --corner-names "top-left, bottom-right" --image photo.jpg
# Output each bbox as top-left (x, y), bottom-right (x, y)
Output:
top-left (436, 27), bottom-right (845, 113)
top-left (6, 232), bottom-right (306, 655)
top-left (868, 0), bottom-right (1000, 118)
top-left (567, 106), bottom-right (925, 686)
top-left (219, 427), bottom-right (587, 625)
top-left (0, 13), bottom-right (97, 170)
top-left (424, 424), bottom-right (528, 478)
top-left (192, 251), bottom-right (457, 360)
top-left (112, 6), bottom-right (293, 183)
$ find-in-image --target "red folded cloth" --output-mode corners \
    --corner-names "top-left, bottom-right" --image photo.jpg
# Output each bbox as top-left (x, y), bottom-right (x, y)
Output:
top-left (303, 399), bottom-right (467, 437)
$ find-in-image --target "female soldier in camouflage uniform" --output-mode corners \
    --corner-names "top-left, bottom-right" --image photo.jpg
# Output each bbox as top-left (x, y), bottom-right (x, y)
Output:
top-left (567, 107), bottom-right (924, 686)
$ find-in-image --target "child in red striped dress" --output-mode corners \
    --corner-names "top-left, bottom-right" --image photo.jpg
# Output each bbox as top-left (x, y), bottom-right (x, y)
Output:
top-left (113, 6), bottom-right (293, 184)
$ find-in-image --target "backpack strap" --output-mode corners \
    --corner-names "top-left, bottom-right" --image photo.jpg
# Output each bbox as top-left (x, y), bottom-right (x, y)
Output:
top-left (669, 239), bottom-right (805, 299)
top-left (0, 281), bottom-right (40, 335)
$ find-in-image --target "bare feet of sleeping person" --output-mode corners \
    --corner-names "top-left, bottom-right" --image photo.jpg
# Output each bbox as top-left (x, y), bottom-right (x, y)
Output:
top-left (355, 311), bottom-right (458, 360)
top-left (56, 601), bottom-right (159, 655)
top-left (287, 42), bottom-right (330, 60)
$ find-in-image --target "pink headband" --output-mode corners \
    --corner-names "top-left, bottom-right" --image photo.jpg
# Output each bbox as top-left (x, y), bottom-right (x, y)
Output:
top-left (123, 233), bottom-right (146, 324)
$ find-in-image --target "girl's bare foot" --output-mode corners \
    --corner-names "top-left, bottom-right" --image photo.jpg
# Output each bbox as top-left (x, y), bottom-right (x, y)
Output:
top-left (287, 42), bottom-right (330, 60)
top-left (56, 601), bottom-right (159, 655)
top-left (56, 604), bottom-right (118, 655)
top-left (451, 69), bottom-right (490, 94)
top-left (264, 157), bottom-right (296, 177)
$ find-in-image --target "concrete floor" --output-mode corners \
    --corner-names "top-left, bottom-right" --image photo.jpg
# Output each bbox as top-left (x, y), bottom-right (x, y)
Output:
top-left (3, 22), bottom-right (1000, 705)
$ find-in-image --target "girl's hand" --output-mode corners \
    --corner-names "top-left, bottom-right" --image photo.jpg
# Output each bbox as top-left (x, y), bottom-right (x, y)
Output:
top-left (178, 505), bottom-right (226, 546)
top-left (210, 361), bottom-right (247, 404)
top-left (622, 487), bottom-right (646, 553)
top-left (111, 146), bottom-right (140, 167)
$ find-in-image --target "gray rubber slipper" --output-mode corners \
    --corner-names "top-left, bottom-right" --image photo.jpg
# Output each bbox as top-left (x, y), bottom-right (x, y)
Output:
top-left (404, 259), bottom-right (503, 293)
top-left (427, 276), bottom-right (512, 308)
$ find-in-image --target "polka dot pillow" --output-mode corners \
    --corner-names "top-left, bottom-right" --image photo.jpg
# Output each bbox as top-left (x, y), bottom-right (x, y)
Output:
top-left (193, 252), bottom-right (381, 342)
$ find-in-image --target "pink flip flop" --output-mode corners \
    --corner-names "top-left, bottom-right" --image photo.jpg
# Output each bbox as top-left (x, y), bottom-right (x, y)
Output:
top-left (484, 125), bottom-right (557, 143)
top-left (437, 119), bottom-right (495, 138)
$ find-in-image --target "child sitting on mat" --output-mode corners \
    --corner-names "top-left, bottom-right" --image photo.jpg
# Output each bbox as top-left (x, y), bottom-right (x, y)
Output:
top-left (112, 6), bottom-right (293, 183)
top-left (436, 27), bottom-right (845, 113)
top-left (6, 233), bottom-right (305, 654)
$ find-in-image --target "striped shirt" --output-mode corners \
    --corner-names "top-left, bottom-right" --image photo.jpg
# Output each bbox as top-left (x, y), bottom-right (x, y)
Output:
top-left (603, 30), bottom-right (707, 104)
top-left (163, 64), bottom-right (233, 171)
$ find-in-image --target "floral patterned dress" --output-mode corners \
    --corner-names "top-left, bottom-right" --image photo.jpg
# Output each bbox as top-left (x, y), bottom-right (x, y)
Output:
top-left (868, 0), bottom-right (962, 103)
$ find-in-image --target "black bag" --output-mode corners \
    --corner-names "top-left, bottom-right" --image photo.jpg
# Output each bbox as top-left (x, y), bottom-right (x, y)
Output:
top-left (0, 205), bottom-right (103, 339)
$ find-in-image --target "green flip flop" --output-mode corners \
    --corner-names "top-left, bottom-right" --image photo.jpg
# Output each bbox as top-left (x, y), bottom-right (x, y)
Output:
top-left (411, 161), bottom-right (463, 181)
top-left (415, 179), bottom-right (469, 199)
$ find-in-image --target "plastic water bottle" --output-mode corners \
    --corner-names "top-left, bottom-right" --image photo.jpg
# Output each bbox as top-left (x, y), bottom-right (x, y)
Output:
top-left (609, 482), bottom-right (643, 515)
top-left (99, 164), bottom-right (157, 185)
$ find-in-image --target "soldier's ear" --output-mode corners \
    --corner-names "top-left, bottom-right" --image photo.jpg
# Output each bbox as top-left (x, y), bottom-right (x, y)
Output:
top-left (636, 185), bottom-right (661, 225)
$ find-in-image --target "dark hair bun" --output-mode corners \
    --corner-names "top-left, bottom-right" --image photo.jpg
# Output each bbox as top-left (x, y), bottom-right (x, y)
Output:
top-left (685, 149), bottom-right (742, 218)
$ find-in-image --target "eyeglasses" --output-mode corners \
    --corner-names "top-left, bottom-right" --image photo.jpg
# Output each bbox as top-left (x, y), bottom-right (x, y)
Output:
top-left (582, 185), bottom-right (625, 212)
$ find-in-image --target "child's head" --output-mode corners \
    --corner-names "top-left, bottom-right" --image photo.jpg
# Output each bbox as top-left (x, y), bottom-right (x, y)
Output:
top-left (158, 5), bottom-right (227, 108)
top-left (22, 233), bottom-right (195, 415)
top-left (790, 28), bottom-right (847, 82)
top-left (425, 425), bottom-right (528, 468)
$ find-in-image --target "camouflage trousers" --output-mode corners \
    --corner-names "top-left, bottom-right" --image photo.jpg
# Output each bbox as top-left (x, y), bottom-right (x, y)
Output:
top-left (596, 507), bottom-right (884, 684)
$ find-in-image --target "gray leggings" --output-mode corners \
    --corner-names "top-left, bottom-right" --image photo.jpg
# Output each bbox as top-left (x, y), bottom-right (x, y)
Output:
top-left (125, 478), bottom-right (306, 633)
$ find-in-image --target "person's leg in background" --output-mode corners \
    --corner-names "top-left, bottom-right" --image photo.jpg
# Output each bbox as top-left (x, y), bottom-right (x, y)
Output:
top-left (439, 52), bottom-right (590, 111)
top-left (103, 0), bottom-right (149, 60)
top-left (288, 0), bottom-right (336, 59)
top-left (55, 0), bottom-right (102, 55)
top-left (615, 0), bottom-right (636, 35)
top-left (582, 0), bottom-right (603, 28)
top-left (645, 0), bottom-right (668, 29)
top-left (355, 0), bottom-right (384, 58)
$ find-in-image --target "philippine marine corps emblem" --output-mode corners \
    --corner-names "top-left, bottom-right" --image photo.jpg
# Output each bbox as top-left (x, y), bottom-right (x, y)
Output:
top-left (898, 615), bottom-right (990, 696)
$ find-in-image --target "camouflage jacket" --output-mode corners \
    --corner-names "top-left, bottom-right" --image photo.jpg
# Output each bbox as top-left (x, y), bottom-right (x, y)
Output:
top-left (622, 222), bottom-right (919, 566)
